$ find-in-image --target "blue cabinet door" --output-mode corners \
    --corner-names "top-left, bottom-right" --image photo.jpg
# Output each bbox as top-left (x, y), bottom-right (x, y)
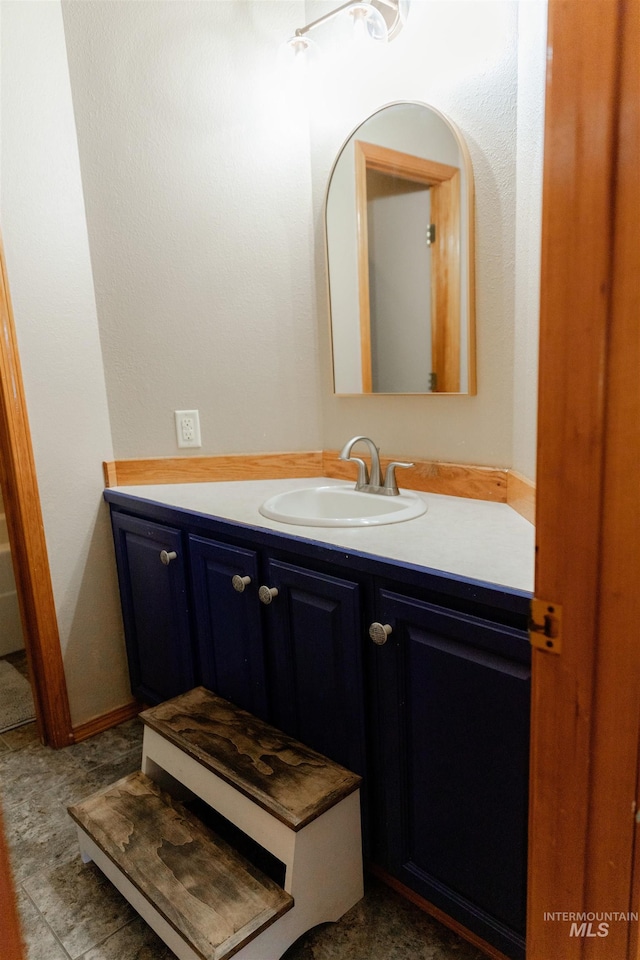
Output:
top-left (261, 557), bottom-right (367, 781)
top-left (188, 535), bottom-right (268, 721)
top-left (110, 512), bottom-right (194, 704)
top-left (371, 588), bottom-right (530, 960)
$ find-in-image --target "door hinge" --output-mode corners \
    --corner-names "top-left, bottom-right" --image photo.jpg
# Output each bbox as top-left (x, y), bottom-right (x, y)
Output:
top-left (529, 598), bottom-right (562, 654)
top-left (426, 223), bottom-right (436, 246)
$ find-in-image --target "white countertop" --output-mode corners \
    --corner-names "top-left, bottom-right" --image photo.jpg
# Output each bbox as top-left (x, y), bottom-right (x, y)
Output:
top-left (111, 478), bottom-right (535, 594)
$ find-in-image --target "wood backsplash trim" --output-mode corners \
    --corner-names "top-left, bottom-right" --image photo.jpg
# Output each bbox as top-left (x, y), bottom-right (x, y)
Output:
top-left (103, 451), bottom-right (535, 520)
top-left (322, 451), bottom-right (508, 502)
top-left (506, 470), bottom-right (536, 524)
top-left (103, 452), bottom-right (324, 487)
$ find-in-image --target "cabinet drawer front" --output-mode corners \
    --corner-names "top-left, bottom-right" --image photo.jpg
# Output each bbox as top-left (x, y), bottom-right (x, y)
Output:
top-left (373, 588), bottom-right (529, 958)
top-left (188, 535), bottom-right (267, 720)
top-left (110, 513), bottom-right (194, 704)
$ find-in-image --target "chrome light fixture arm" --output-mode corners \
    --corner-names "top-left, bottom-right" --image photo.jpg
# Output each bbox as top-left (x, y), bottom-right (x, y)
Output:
top-left (294, 0), bottom-right (362, 38)
top-left (289, 0), bottom-right (408, 47)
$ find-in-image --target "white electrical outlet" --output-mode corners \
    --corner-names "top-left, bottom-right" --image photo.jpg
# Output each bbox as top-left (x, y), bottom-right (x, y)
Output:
top-left (175, 410), bottom-right (202, 448)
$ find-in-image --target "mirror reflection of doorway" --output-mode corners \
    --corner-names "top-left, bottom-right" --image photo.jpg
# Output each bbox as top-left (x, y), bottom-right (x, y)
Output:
top-left (355, 140), bottom-right (461, 393)
top-left (366, 170), bottom-right (432, 392)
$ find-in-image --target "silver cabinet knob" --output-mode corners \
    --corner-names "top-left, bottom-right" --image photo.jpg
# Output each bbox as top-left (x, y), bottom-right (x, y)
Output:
top-left (369, 622), bottom-right (392, 645)
top-left (232, 575), bottom-right (252, 593)
top-left (159, 550), bottom-right (177, 565)
top-left (258, 585), bottom-right (279, 605)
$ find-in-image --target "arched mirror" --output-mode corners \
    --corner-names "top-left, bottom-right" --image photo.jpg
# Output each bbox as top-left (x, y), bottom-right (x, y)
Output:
top-left (325, 102), bottom-right (476, 395)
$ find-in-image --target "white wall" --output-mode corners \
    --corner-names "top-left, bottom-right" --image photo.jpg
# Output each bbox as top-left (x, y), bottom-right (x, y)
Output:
top-left (367, 177), bottom-right (432, 393)
top-left (61, 0), bottom-right (543, 470)
top-left (308, 0), bottom-right (526, 465)
top-left (61, 0), bottom-right (322, 459)
top-left (0, 0), bottom-right (130, 724)
top-left (513, 0), bottom-right (546, 480)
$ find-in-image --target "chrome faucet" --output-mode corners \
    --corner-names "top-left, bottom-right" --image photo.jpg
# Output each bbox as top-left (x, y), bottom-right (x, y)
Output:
top-left (338, 436), bottom-right (414, 496)
top-left (339, 436), bottom-right (382, 490)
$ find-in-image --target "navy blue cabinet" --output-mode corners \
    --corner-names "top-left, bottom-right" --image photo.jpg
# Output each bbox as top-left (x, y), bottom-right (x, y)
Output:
top-left (110, 512), bottom-right (195, 704)
top-left (188, 535), bottom-right (268, 720)
top-left (106, 492), bottom-right (530, 960)
top-left (259, 557), bottom-right (367, 781)
top-left (110, 509), bottom-right (368, 778)
top-left (370, 587), bottom-right (530, 960)
top-left (189, 543), bottom-right (368, 780)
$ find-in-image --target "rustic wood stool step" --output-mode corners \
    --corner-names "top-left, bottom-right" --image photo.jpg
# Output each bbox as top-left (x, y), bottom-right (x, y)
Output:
top-left (139, 687), bottom-right (362, 830)
top-left (138, 688), bottom-right (364, 958)
top-left (70, 687), bottom-right (363, 960)
top-left (68, 771), bottom-right (293, 960)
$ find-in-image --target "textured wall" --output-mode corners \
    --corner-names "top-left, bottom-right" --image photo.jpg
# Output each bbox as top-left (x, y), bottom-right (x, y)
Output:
top-left (308, 0), bottom-right (526, 466)
top-left (0, 1), bottom-right (131, 724)
top-left (62, 0), bottom-right (543, 470)
top-left (513, 1), bottom-right (547, 480)
top-left (62, 0), bottom-right (322, 459)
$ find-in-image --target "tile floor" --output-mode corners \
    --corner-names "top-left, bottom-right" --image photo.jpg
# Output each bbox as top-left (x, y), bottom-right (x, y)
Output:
top-left (0, 666), bottom-right (486, 960)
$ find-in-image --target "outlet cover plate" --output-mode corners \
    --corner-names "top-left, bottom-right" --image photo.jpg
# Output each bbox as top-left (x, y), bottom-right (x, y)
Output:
top-left (175, 410), bottom-right (201, 448)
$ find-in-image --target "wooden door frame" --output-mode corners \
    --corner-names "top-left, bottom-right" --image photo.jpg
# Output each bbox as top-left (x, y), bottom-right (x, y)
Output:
top-left (0, 236), bottom-right (73, 748)
top-left (528, 1), bottom-right (639, 957)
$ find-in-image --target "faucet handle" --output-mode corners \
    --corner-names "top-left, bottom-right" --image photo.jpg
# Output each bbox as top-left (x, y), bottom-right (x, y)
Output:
top-left (383, 461), bottom-right (414, 495)
top-left (346, 456), bottom-right (369, 488)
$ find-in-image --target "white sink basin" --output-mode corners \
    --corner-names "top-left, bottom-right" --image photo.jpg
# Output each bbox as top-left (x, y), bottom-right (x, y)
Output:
top-left (258, 484), bottom-right (427, 527)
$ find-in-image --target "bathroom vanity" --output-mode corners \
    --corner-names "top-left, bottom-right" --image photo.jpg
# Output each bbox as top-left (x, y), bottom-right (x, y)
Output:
top-left (104, 478), bottom-right (533, 960)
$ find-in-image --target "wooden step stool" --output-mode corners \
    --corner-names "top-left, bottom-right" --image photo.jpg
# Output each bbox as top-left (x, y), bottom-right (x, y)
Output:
top-left (68, 687), bottom-right (363, 960)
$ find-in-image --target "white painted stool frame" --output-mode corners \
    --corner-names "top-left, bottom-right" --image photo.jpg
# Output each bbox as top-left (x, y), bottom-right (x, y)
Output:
top-left (142, 725), bottom-right (363, 959)
top-left (76, 720), bottom-right (363, 960)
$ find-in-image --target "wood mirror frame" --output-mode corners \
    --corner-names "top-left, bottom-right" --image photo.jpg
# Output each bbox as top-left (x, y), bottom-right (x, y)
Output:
top-left (326, 101), bottom-right (476, 397)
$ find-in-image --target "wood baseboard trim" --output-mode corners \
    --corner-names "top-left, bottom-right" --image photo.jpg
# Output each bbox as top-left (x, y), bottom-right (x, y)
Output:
top-left (368, 864), bottom-right (514, 960)
top-left (104, 451), bottom-right (509, 503)
top-left (72, 700), bottom-right (141, 744)
top-left (103, 452), bottom-right (324, 487)
top-left (506, 470), bottom-right (536, 524)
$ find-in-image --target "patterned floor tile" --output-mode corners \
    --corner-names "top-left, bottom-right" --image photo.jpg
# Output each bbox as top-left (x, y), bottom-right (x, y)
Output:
top-left (15, 887), bottom-right (69, 960)
top-left (2, 716), bottom-right (490, 960)
top-left (78, 915), bottom-right (178, 960)
top-left (23, 849), bottom-right (135, 959)
top-left (0, 740), bottom-right (86, 811)
top-left (0, 722), bottom-right (40, 752)
top-left (282, 879), bottom-right (487, 960)
top-left (6, 792), bottom-right (80, 885)
top-left (66, 719), bottom-right (143, 772)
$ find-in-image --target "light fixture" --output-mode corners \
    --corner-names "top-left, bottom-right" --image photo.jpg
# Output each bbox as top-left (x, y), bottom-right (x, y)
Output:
top-left (283, 0), bottom-right (409, 60)
top-left (346, 2), bottom-right (389, 43)
top-left (279, 32), bottom-right (320, 69)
